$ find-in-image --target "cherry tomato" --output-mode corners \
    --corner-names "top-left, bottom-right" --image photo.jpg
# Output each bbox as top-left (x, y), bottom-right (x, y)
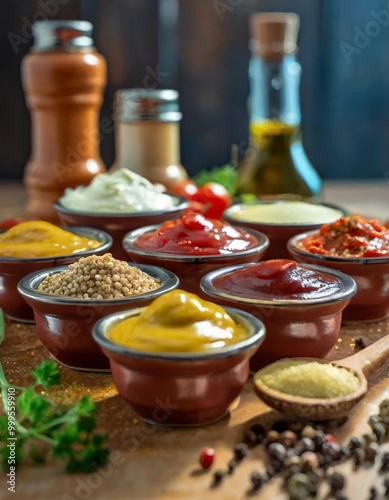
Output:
top-left (0, 218), bottom-right (24, 230)
top-left (170, 179), bottom-right (199, 200)
top-left (192, 182), bottom-right (232, 219)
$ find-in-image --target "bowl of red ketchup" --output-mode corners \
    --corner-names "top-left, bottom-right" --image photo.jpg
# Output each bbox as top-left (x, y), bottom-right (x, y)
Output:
top-left (200, 259), bottom-right (356, 371)
top-left (122, 212), bottom-right (269, 297)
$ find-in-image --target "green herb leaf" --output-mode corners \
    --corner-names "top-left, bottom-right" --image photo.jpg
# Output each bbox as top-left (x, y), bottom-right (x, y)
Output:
top-left (0, 360), bottom-right (109, 473)
top-left (17, 388), bottom-right (52, 425)
top-left (32, 360), bottom-right (61, 389)
top-left (192, 164), bottom-right (237, 195)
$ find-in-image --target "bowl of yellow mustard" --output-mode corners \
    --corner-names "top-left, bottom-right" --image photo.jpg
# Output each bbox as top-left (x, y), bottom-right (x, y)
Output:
top-left (0, 221), bottom-right (112, 322)
top-left (92, 289), bottom-right (266, 426)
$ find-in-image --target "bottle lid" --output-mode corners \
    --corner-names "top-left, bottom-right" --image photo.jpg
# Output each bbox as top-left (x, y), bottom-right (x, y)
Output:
top-left (250, 12), bottom-right (300, 61)
top-left (115, 89), bottom-right (182, 122)
top-left (32, 20), bottom-right (94, 51)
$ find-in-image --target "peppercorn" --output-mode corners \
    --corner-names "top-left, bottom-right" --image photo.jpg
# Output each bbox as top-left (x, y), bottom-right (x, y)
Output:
top-left (295, 437), bottom-right (315, 455)
top-left (301, 425), bottom-right (316, 440)
top-left (227, 459), bottom-right (237, 475)
top-left (321, 442), bottom-right (342, 461)
top-left (266, 430), bottom-right (280, 444)
top-left (271, 421), bottom-right (288, 433)
top-left (286, 472), bottom-right (316, 499)
top-left (383, 477), bottom-right (389, 497)
top-left (312, 430), bottom-right (326, 448)
top-left (279, 430), bottom-right (297, 447)
top-left (380, 451), bottom-right (389, 472)
top-left (350, 436), bottom-right (364, 450)
top-left (267, 442), bottom-right (287, 462)
top-left (355, 337), bottom-right (367, 349)
top-left (328, 471), bottom-right (345, 492)
top-left (371, 423), bottom-right (386, 442)
top-left (250, 423), bottom-right (266, 438)
top-left (243, 429), bottom-right (259, 447)
top-left (250, 471), bottom-right (266, 491)
top-left (363, 432), bottom-right (378, 445)
top-left (265, 464), bottom-right (278, 479)
top-left (211, 470), bottom-right (224, 487)
top-left (300, 451), bottom-right (319, 472)
top-left (369, 486), bottom-right (377, 500)
top-left (365, 442), bottom-right (379, 463)
top-left (233, 443), bottom-right (248, 461)
top-left (288, 421), bottom-right (305, 433)
top-left (353, 447), bottom-right (365, 467)
top-left (199, 447), bottom-right (215, 470)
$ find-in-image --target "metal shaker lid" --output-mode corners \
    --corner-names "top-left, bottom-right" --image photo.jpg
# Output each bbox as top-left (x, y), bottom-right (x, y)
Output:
top-left (115, 89), bottom-right (182, 122)
top-left (250, 13), bottom-right (300, 61)
top-left (32, 20), bottom-right (94, 50)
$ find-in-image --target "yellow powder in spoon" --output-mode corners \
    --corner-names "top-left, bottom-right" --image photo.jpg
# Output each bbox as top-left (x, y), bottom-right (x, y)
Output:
top-left (255, 359), bottom-right (360, 399)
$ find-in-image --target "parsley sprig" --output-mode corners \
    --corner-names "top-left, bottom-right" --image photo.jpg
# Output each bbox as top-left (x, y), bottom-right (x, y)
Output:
top-left (0, 359), bottom-right (109, 472)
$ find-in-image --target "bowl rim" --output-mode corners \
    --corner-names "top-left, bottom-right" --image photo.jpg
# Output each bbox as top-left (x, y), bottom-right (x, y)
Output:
top-left (92, 305), bottom-right (266, 361)
top-left (200, 261), bottom-right (357, 307)
top-left (223, 201), bottom-right (348, 228)
top-left (0, 226), bottom-right (112, 263)
top-left (54, 194), bottom-right (189, 218)
top-left (122, 224), bottom-right (270, 262)
top-left (288, 229), bottom-right (389, 265)
top-left (17, 263), bottom-right (179, 306)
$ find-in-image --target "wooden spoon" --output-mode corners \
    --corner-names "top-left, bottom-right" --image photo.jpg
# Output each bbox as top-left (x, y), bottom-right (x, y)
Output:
top-left (253, 334), bottom-right (389, 421)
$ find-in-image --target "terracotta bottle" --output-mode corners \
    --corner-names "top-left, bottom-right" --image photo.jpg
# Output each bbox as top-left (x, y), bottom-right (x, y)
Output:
top-left (21, 20), bottom-right (107, 222)
top-left (111, 89), bottom-right (187, 189)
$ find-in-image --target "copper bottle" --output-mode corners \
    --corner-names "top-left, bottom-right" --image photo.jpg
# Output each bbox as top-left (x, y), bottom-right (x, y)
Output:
top-left (21, 20), bottom-right (107, 222)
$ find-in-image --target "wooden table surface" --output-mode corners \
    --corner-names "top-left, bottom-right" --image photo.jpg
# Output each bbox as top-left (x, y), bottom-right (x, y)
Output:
top-left (0, 180), bottom-right (388, 500)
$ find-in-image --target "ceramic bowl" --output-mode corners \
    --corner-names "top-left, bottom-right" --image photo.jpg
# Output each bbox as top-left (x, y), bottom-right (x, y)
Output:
top-left (0, 227), bottom-right (112, 323)
top-left (122, 225), bottom-right (269, 297)
top-left (223, 200), bottom-right (347, 260)
top-left (17, 264), bottom-right (179, 371)
top-left (92, 306), bottom-right (266, 426)
top-left (200, 262), bottom-right (356, 371)
top-left (54, 195), bottom-right (189, 260)
top-left (288, 231), bottom-right (389, 322)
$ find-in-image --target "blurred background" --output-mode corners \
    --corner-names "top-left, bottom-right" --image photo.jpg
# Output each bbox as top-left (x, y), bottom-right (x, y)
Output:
top-left (1, 0), bottom-right (389, 180)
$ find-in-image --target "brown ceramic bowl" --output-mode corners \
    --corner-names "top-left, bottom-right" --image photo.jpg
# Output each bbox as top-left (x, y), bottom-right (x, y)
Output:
top-left (122, 225), bottom-right (269, 297)
top-left (223, 200), bottom-right (347, 260)
top-left (92, 306), bottom-right (266, 426)
top-left (288, 231), bottom-right (389, 322)
top-left (54, 195), bottom-right (189, 260)
top-left (0, 227), bottom-right (112, 323)
top-left (200, 262), bottom-right (356, 371)
top-left (17, 264), bottom-right (179, 371)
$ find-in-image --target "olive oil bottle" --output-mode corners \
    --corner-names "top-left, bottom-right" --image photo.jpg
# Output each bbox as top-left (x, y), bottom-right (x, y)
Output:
top-left (236, 13), bottom-right (322, 200)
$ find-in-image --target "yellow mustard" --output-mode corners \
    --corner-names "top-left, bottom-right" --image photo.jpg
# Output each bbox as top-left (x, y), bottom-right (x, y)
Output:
top-left (0, 221), bottom-right (101, 258)
top-left (108, 289), bottom-right (247, 353)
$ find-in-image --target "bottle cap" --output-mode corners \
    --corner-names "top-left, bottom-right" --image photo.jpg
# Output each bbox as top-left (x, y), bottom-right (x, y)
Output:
top-left (32, 20), bottom-right (94, 51)
top-left (115, 89), bottom-right (182, 122)
top-left (250, 12), bottom-right (300, 61)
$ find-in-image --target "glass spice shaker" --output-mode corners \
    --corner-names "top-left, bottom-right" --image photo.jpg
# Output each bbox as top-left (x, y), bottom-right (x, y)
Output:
top-left (21, 20), bottom-right (107, 222)
top-left (111, 89), bottom-right (188, 189)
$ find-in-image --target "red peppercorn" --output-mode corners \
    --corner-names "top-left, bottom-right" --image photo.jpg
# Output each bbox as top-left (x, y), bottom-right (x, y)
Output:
top-left (325, 434), bottom-right (338, 444)
top-left (199, 447), bottom-right (215, 469)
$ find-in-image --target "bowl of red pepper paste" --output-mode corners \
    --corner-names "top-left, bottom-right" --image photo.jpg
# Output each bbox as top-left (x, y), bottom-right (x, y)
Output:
top-left (122, 213), bottom-right (269, 297)
top-left (200, 259), bottom-right (356, 371)
top-left (287, 216), bottom-right (389, 322)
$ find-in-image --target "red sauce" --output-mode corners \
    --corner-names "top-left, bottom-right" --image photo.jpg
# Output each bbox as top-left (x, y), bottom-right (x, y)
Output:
top-left (135, 213), bottom-right (258, 256)
top-left (301, 216), bottom-right (389, 258)
top-left (213, 260), bottom-right (343, 300)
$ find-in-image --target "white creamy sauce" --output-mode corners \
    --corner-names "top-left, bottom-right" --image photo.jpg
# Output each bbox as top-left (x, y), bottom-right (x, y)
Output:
top-left (229, 201), bottom-right (343, 224)
top-left (60, 169), bottom-right (177, 213)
